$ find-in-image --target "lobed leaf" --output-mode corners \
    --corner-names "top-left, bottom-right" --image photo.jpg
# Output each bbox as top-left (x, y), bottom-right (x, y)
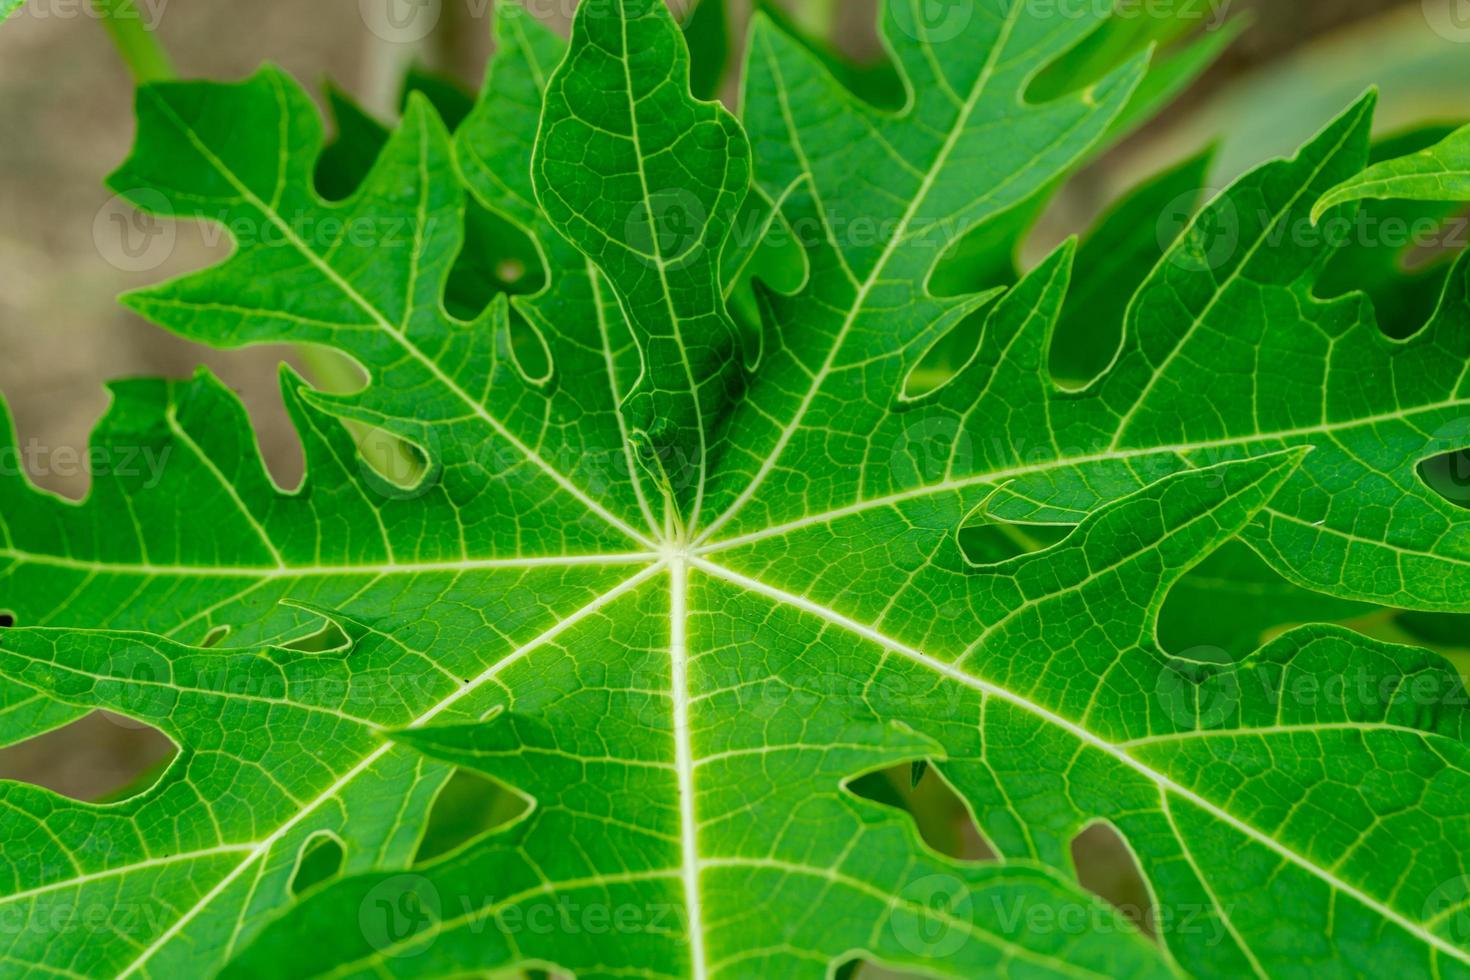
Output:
top-left (1315, 121), bottom-right (1470, 221)
top-left (2, 2), bottom-right (1470, 978)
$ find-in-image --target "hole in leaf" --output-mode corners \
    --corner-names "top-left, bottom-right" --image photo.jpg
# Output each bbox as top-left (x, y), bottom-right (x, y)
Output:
top-left (728, 191), bottom-right (807, 303)
top-left (506, 306), bottom-right (553, 387)
top-left (414, 767), bottom-right (529, 864)
top-left (300, 344), bottom-right (371, 395)
top-left (1421, 449), bottom-right (1470, 511)
top-left (957, 520), bottom-right (1069, 564)
top-left (0, 710), bottom-right (175, 802)
top-left (849, 761), bottom-right (997, 863)
top-left (199, 624), bottom-right (231, 648)
top-left (283, 617), bottom-right (351, 654)
top-left (292, 348), bottom-right (432, 498)
top-left (356, 431), bottom-right (431, 495)
top-left (1157, 540), bottom-right (1372, 659)
top-left (497, 258), bottom-right (527, 284)
top-left (0, 612), bottom-right (13, 628)
top-left (830, 957), bottom-right (885, 980)
top-left (445, 200), bottom-right (546, 322)
top-left (290, 832), bottom-right (345, 896)
top-left (1071, 822), bottom-right (1154, 939)
top-left (900, 304), bottom-right (994, 400)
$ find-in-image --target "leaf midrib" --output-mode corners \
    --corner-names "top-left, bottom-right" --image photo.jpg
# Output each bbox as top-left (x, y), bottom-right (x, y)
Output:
top-left (691, 4), bottom-right (1028, 546)
top-left (689, 555), bottom-right (1470, 967)
top-left (694, 395), bottom-right (1470, 556)
top-left (614, 0), bottom-right (710, 537)
top-left (0, 549), bottom-right (659, 579)
top-left (107, 561), bottom-right (665, 978)
top-left (28, 539), bottom-right (1464, 973)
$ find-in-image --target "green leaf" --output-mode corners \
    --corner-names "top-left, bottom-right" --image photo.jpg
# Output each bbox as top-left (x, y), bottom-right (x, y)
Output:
top-left (1316, 123), bottom-right (1468, 339)
top-left (1315, 120), bottom-right (1470, 221)
top-left (225, 450), bottom-right (1470, 980)
top-left (316, 74), bottom-right (539, 324)
top-left (532, 0), bottom-right (751, 533)
top-left (928, 5), bottom-right (1243, 298)
top-left (1049, 148), bottom-right (1217, 387)
top-left (700, 2), bottom-right (1147, 539)
top-left (0, 0), bottom-right (22, 24)
top-left (681, 0), bottom-right (729, 101)
top-left (1030, 0), bottom-right (1232, 103)
top-left (718, 65), bottom-right (1470, 611)
top-left (5, 2), bottom-right (1470, 978)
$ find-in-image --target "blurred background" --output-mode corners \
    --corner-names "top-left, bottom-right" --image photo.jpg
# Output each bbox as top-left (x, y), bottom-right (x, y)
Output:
top-left (1, 0), bottom-right (1468, 963)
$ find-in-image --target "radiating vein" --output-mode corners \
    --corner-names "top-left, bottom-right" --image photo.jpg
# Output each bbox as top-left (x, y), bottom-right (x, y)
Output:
top-left (141, 85), bottom-right (655, 551)
top-left (693, 1), bottom-right (1026, 545)
top-left (112, 562), bottom-right (666, 978)
top-left (691, 556), bottom-right (1470, 967)
top-left (667, 555), bottom-right (708, 980)
top-left (695, 396), bottom-right (1470, 555)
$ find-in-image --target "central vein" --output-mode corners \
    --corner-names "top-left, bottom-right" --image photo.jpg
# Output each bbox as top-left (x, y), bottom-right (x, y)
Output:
top-left (668, 555), bottom-right (708, 978)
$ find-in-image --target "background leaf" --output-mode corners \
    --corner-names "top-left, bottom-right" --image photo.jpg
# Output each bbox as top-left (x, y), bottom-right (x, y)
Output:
top-left (1316, 121), bottom-right (1470, 219)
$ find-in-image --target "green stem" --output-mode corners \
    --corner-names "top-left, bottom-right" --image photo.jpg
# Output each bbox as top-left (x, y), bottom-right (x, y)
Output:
top-left (793, 0), bottom-right (839, 44)
top-left (90, 0), bottom-right (173, 83)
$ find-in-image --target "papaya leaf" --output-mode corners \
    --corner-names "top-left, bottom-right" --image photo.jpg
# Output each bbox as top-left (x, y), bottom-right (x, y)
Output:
top-left (2, 3), bottom-right (1470, 979)
top-left (1315, 121), bottom-right (1470, 221)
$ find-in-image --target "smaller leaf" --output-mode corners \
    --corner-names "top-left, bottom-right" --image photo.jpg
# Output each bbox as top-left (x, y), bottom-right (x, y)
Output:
top-left (1316, 123), bottom-right (1468, 338)
top-left (532, 0), bottom-right (751, 532)
top-left (1314, 120), bottom-right (1470, 221)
